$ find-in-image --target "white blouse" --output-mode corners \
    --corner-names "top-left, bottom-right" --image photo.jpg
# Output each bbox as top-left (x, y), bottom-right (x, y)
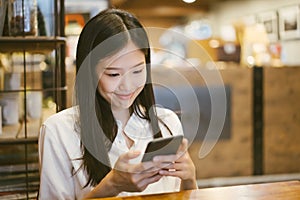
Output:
top-left (38, 106), bottom-right (183, 200)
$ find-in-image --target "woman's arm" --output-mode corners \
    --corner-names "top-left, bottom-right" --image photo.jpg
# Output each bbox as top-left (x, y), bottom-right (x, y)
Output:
top-left (39, 125), bottom-right (76, 199)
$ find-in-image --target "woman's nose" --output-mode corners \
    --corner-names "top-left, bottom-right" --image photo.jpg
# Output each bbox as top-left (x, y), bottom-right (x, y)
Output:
top-left (118, 73), bottom-right (132, 91)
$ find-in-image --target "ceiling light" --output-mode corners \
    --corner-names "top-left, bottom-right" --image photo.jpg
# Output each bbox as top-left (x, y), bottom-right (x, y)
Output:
top-left (182, 0), bottom-right (196, 3)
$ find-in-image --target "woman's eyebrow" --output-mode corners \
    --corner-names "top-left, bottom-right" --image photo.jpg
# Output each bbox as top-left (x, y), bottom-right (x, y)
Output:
top-left (105, 61), bottom-right (145, 70)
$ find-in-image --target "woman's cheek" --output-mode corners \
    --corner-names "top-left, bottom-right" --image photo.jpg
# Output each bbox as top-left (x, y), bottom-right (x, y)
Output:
top-left (135, 71), bottom-right (147, 87)
top-left (98, 77), bottom-right (117, 93)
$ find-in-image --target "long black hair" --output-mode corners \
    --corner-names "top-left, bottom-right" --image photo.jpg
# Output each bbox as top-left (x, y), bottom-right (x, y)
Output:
top-left (75, 8), bottom-right (163, 187)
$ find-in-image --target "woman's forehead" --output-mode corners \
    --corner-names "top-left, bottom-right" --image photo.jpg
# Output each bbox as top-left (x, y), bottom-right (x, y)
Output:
top-left (98, 41), bottom-right (145, 69)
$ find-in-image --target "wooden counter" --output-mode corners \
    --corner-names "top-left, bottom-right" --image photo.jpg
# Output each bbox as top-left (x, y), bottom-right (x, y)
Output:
top-left (90, 181), bottom-right (300, 200)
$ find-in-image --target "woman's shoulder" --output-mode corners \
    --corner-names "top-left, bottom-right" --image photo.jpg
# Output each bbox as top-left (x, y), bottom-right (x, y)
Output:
top-left (39, 107), bottom-right (82, 167)
top-left (43, 107), bottom-right (78, 125)
top-left (42, 106), bottom-right (79, 136)
top-left (40, 107), bottom-right (80, 149)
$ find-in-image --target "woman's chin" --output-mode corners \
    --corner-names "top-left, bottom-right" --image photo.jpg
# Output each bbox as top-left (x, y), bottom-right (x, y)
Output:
top-left (112, 100), bottom-right (133, 110)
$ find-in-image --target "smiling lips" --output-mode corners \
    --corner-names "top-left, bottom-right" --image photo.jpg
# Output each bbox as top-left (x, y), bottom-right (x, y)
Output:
top-left (115, 93), bottom-right (133, 100)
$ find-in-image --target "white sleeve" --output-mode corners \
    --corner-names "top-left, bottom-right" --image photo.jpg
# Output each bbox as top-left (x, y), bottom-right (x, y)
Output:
top-left (38, 124), bottom-right (75, 200)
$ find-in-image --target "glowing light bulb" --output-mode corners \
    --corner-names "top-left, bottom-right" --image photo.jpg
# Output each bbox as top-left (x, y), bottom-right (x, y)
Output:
top-left (182, 0), bottom-right (196, 3)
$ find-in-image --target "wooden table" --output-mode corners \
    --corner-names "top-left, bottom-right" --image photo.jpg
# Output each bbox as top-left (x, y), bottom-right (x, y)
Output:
top-left (90, 181), bottom-right (300, 200)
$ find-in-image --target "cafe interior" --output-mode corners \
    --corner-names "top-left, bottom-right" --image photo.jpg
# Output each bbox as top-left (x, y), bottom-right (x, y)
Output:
top-left (0, 0), bottom-right (299, 199)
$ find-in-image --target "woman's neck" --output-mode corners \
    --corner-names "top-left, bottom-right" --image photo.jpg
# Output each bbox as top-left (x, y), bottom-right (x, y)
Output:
top-left (112, 108), bottom-right (135, 149)
top-left (112, 108), bottom-right (130, 128)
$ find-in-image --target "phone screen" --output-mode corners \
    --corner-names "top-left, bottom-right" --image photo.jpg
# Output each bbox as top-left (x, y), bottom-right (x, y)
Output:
top-left (142, 135), bottom-right (183, 162)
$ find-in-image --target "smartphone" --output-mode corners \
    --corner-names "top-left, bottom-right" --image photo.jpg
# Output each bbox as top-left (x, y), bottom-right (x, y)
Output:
top-left (142, 135), bottom-right (183, 162)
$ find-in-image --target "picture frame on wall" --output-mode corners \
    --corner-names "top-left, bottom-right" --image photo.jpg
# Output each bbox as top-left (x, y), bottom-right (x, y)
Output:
top-left (278, 5), bottom-right (300, 40)
top-left (257, 11), bottom-right (278, 42)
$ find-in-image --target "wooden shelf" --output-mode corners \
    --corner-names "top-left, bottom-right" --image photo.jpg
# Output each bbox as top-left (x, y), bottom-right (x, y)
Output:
top-left (0, 108), bottom-right (56, 140)
top-left (0, 137), bottom-right (38, 145)
top-left (0, 86), bottom-right (68, 94)
top-left (0, 36), bottom-right (66, 54)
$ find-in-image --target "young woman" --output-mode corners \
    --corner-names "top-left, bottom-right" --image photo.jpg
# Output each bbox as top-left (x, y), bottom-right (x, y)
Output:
top-left (38, 8), bottom-right (197, 199)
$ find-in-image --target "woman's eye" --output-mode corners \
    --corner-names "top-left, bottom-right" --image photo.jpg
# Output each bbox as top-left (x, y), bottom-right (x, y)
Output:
top-left (133, 68), bottom-right (144, 74)
top-left (107, 73), bottom-right (120, 77)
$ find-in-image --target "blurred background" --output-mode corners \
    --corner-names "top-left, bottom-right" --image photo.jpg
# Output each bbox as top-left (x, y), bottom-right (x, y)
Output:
top-left (0, 0), bottom-right (299, 198)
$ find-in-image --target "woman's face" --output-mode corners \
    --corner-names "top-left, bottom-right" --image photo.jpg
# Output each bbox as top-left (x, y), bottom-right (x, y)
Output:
top-left (97, 41), bottom-right (147, 112)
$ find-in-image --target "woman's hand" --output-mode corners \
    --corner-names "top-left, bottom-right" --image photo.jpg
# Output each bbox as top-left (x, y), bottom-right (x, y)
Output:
top-left (152, 138), bottom-right (198, 190)
top-left (86, 150), bottom-right (162, 198)
top-left (109, 150), bottom-right (163, 193)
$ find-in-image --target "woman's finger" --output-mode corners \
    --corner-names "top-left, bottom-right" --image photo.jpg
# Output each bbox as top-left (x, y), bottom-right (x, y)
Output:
top-left (158, 169), bottom-right (184, 177)
top-left (131, 162), bottom-right (160, 174)
top-left (119, 151), bottom-right (141, 162)
top-left (177, 138), bottom-right (188, 155)
top-left (153, 154), bottom-right (177, 163)
top-left (136, 174), bottom-right (162, 190)
top-left (130, 169), bottom-right (162, 185)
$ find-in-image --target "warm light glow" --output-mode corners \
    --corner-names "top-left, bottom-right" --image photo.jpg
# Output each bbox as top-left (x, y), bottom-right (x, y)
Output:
top-left (209, 39), bottom-right (220, 48)
top-left (247, 56), bottom-right (255, 66)
top-left (39, 61), bottom-right (47, 71)
top-left (182, 0), bottom-right (196, 3)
